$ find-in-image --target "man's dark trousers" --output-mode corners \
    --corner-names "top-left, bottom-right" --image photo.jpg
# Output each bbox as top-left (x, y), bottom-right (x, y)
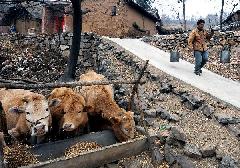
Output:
top-left (194, 51), bottom-right (208, 74)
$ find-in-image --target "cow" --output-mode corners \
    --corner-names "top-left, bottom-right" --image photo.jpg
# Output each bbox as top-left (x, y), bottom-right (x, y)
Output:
top-left (78, 70), bottom-right (135, 142)
top-left (0, 89), bottom-right (51, 140)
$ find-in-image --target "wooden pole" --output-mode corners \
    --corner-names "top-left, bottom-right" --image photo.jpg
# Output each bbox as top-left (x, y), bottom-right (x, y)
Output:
top-left (0, 102), bottom-right (8, 135)
top-left (183, 0), bottom-right (186, 31)
top-left (128, 60), bottom-right (149, 111)
top-left (0, 80), bottom-right (146, 90)
top-left (0, 102), bottom-right (6, 168)
top-left (220, 0), bottom-right (224, 30)
top-left (0, 132), bottom-right (5, 168)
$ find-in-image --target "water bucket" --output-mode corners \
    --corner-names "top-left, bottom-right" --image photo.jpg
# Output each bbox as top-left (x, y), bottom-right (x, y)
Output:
top-left (220, 50), bottom-right (230, 63)
top-left (170, 51), bottom-right (180, 62)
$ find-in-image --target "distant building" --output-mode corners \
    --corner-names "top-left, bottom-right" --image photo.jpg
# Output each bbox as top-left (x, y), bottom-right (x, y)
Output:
top-left (0, 3), bottom-right (42, 34)
top-left (0, 1), bottom-right (68, 34)
top-left (0, 0), bottom-right (161, 37)
top-left (222, 10), bottom-right (240, 31)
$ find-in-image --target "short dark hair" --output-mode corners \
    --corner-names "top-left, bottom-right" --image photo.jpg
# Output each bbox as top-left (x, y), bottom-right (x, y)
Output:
top-left (197, 19), bottom-right (205, 25)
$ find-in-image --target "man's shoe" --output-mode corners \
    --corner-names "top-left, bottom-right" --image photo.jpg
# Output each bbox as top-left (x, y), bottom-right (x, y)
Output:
top-left (194, 72), bottom-right (201, 76)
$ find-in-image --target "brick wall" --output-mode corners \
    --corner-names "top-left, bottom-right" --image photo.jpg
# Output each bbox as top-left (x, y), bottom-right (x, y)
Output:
top-left (64, 0), bottom-right (157, 37)
top-left (42, 6), bottom-right (55, 34)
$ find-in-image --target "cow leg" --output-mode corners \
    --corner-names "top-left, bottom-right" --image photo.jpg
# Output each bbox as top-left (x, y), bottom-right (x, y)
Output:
top-left (0, 132), bottom-right (6, 147)
top-left (85, 123), bottom-right (91, 134)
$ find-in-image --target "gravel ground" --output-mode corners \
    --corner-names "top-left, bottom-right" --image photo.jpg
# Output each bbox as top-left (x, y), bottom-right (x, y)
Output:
top-left (0, 35), bottom-right (239, 167)
top-left (98, 38), bottom-right (240, 167)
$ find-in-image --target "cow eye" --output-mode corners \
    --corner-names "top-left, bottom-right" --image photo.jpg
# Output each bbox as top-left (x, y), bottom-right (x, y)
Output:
top-left (26, 112), bottom-right (30, 115)
top-left (46, 108), bottom-right (49, 111)
top-left (61, 111), bottom-right (66, 114)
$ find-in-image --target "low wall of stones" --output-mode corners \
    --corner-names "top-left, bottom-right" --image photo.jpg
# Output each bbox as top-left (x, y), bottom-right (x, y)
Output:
top-left (0, 32), bottom-right (99, 63)
top-left (0, 32), bottom-right (101, 82)
top-left (142, 31), bottom-right (240, 51)
top-left (141, 31), bottom-right (240, 81)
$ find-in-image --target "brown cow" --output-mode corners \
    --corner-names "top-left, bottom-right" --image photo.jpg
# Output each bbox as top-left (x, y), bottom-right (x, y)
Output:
top-left (0, 89), bottom-right (51, 138)
top-left (78, 70), bottom-right (135, 142)
top-left (48, 87), bottom-right (88, 133)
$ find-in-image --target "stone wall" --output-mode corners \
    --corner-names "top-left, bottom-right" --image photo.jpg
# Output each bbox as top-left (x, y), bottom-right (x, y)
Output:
top-left (0, 32), bottom-right (100, 82)
top-left (142, 31), bottom-right (240, 51)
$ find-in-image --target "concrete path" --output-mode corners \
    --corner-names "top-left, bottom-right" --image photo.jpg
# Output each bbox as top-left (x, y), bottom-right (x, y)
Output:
top-left (106, 37), bottom-right (240, 109)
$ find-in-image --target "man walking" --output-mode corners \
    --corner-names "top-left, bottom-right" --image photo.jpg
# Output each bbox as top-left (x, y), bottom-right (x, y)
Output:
top-left (188, 19), bottom-right (214, 75)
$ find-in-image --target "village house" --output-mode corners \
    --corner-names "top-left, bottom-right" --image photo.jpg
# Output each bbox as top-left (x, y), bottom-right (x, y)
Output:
top-left (0, 1), bottom-right (67, 35)
top-left (0, 2), bottom-right (42, 34)
top-left (63, 0), bottom-right (160, 37)
top-left (0, 0), bottom-right (160, 37)
top-left (222, 10), bottom-right (240, 31)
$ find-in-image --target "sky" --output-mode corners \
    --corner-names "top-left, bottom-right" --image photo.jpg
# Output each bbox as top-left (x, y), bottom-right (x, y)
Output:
top-left (153, 0), bottom-right (240, 19)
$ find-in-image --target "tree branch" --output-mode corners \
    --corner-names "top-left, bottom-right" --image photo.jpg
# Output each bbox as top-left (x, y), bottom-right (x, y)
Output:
top-left (128, 60), bottom-right (149, 111)
top-left (0, 80), bottom-right (146, 89)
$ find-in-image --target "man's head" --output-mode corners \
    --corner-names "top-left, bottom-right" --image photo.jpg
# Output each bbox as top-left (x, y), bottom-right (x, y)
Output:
top-left (197, 19), bottom-right (205, 30)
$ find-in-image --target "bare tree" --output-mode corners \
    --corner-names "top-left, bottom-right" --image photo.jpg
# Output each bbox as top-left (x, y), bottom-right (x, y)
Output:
top-left (178, 0), bottom-right (186, 31)
top-left (220, 0), bottom-right (224, 30)
top-left (60, 0), bottom-right (82, 82)
top-left (230, 2), bottom-right (238, 14)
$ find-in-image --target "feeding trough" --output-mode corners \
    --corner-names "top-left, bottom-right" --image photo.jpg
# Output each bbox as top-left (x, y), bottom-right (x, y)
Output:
top-left (170, 50), bottom-right (180, 62)
top-left (0, 130), bottom-right (149, 168)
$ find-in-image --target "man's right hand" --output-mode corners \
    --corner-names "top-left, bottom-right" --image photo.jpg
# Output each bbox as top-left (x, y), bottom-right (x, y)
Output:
top-left (188, 47), bottom-right (194, 52)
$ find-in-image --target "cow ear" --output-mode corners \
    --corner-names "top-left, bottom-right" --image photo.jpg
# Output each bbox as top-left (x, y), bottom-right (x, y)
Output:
top-left (109, 116), bottom-right (121, 124)
top-left (46, 94), bottom-right (51, 99)
top-left (8, 106), bottom-right (25, 113)
top-left (83, 105), bottom-right (93, 112)
top-left (127, 111), bottom-right (134, 116)
top-left (48, 98), bottom-right (61, 107)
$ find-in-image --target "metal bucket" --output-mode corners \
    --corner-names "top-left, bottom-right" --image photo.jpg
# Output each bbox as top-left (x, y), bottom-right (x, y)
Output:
top-left (170, 51), bottom-right (180, 62)
top-left (220, 50), bottom-right (230, 63)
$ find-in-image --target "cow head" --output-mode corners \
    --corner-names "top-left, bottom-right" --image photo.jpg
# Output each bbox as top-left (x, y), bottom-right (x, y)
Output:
top-left (9, 93), bottom-right (51, 137)
top-left (48, 87), bottom-right (87, 132)
top-left (109, 110), bottom-right (135, 141)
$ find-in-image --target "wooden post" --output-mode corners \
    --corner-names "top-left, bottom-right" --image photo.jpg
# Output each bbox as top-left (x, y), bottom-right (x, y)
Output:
top-left (0, 79), bottom-right (146, 90)
top-left (0, 102), bottom-right (8, 135)
top-left (0, 132), bottom-right (5, 168)
top-left (128, 60), bottom-right (149, 111)
top-left (220, 0), bottom-right (225, 30)
top-left (0, 102), bottom-right (6, 168)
